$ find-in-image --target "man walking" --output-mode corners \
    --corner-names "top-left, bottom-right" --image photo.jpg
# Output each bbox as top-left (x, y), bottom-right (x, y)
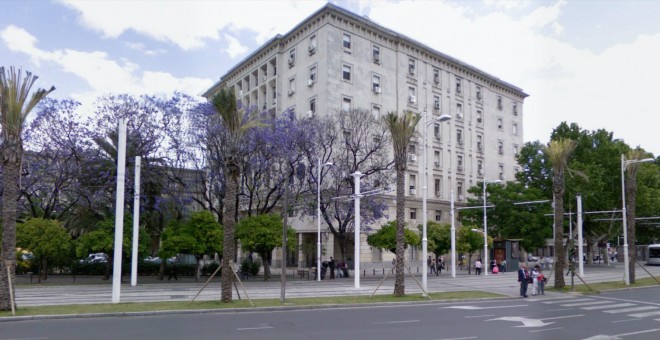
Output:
top-left (518, 264), bottom-right (529, 298)
top-left (329, 257), bottom-right (336, 279)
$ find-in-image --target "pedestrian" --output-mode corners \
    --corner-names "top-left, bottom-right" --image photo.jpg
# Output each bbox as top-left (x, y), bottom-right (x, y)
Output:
top-left (501, 259), bottom-right (507, 272)
top-left (168, 256), bottom-right (178, 281)
top-left (329, 257), bottom-right (336, 279)
top-left (537, 268), bottom-right (546, 295)
top-left (531, 265), bottom-right (540, 296)
top-left (539, 256), bottom-right (544, 269)
top-left (492, 261), bottom-right (499, 274)
top-left (518, 264), bottom-right (529, 298)
top-left (430, 258), bottom-right (436, 274)
top-left (475, 258), bottom-right (482, 275)
top-left (438, 256), bottom-right (445, 275)
top-left (336, 259), bottom-right (344, 278)
top-left (427, 255), bottom-right (433, 274)
top-left (490, 259), bottom-right (496, 273)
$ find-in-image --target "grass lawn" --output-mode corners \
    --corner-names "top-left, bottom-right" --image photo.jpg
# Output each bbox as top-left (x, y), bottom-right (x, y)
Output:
top-left (0, 291), bottom-right (503, 318)
top-left (548, 276), bottom-right (660, 294)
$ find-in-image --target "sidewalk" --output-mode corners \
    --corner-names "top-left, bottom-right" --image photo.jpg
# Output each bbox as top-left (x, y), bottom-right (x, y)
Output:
top-left (15, 263), bottom-right (660, 307)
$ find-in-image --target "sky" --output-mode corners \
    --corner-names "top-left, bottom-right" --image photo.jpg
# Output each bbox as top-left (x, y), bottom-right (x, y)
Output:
top-left (2, 0), bottom-right (659, 155)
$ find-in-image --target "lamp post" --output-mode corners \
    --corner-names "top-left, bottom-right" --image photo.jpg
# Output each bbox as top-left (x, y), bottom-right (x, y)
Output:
top-left (482, 178), bottom-right (502, 276)
top-left (450, 190), bottom-right (456, 278)
top-left (621, 154), bottom-right (654, 285)
top-left (422, 113), bottom-right (451, 290)
top-left (317, 159), bottom-right (334, 281)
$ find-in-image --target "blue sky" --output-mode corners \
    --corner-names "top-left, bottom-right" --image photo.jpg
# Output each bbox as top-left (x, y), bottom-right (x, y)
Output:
top-left (2, 0), bottom-right (659, 154)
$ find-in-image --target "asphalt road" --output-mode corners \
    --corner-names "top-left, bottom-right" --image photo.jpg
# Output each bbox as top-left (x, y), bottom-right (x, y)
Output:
top-left (3, 286), bottom-right (660, 340)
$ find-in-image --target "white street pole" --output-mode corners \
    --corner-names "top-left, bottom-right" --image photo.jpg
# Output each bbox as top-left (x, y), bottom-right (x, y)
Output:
top-left (112, 118), bottom-right (127, 303)
top-left (621, 154), bottom-right (630, 285)
top-left (352, 171), bottom-right (362, 288)
top-left (450, 190), bottom-right (456, 278)
top-left (483, 179), bottom-right (488, 276)
top-left (577, 194), bottom-right (584, 277)
top-left (130, 156), bottom-right (141, 287)
top-left (422, 111), bottom-right (429, 290)
top-left (317, 160), bottom-right (333, 281)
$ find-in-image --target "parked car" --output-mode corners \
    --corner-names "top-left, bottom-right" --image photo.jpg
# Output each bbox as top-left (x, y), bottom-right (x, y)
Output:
top-left (144, 256), bottom-right (162, 264)
top-left (80, 253), bottom-right (108, 263)
top-left (527, 254), bottom-right (539, 262)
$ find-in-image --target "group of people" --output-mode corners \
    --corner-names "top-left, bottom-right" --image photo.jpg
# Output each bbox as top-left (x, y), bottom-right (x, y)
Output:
top-left (427, 256), bottom-right (446, 275)
top-left (327, 257), bottom-right (349, 279)
top-left (517, 263), bottom-right (546, 298)
top-left (473, 258), bottom-right (507, 275)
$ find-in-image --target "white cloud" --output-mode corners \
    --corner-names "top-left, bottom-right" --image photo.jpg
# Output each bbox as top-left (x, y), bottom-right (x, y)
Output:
top-left (223, 34), bottom-right (248, 59)
top-left (124, 42), bottom-right (166, 56)
top-left (59, 0), bottom-right (326, 55)
top-left (1, 25), bottom-right (213, 100)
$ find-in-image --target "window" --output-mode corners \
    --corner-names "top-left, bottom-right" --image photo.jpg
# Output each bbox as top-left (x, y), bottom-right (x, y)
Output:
top-left (476, 110), bottom-right (483, 124)
top-left (513, 123), bottom-right (518, 135)
top-left (433, 95), bottom-right (441, 110)
top-left (456, 128), bottom-right (463, 145)
top-left (513, 102), bottom-right (518, 115)
top-left (435, 210), bottom-right (442, 221)
top-left (498, 140), bottom-right (504, 154)
top-left (433, 123), bottom-right (440, 139)
top-left (409, 144), bottom-right (417, 154)
top-left (497, 117), bottom-right (503, 129)
top-left (498, 96), bottom-right (503, 110)
top-left (342, 96), bottom-right (352, 112)
top-left (408, 58), bottom-right (416, 75)
top-left (408, 87), bottom-right (416, 103)
top-left (288, 77), bottom-right (295, 95)
top-left (457, 155), bottom-right (464, 171)
top-left (434, 151), bottom-right (440, 167)
top-left (456, 103), bottom-right (463, 119)
top-left (342, 33), bottom-right (351, 49)
top-left (372, 45), bottom-right (380, 64)
top-left (288, 49), bottom-right (296, 67)
top-left (342, 64), bottom-right (352, 81)
top-left (309, 65), bottom-right (317, 84)
top-left (309, 35), bottom-right (317, 54)
top-left (433, 69), bottom-right (440, 84)
top-left (410, 208), bottom-right (417, 220)
top-left (476, 86), bottom-right (482, 100)
top-left (499, 164), bottom-right (505, 180)
top-left (372, 74), bottom-right (381, 92)
top-left (478, 160), bottom-right (483, 175)
top-left (309, 98), bottom-right (316, 115)
top-left (409, 174), bottom-right (416, 195)
top-left (372, 104), bottom-right (381, 119)
top-left (456, 77), bottom-right (462, 94)
top-left (457, 182), bottom-right (464, 200)
top-left (513, 145), bottom-right (519, 157)
top-left (434, 179), bottom-right (441, 197)
top-left (477, 135), bottom-right (483, 151)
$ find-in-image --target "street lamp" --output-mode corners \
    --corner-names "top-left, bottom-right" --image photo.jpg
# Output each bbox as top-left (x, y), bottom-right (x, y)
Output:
top-left (317, 159), bottom-right (334, 281)
top-left (621, 154), bottom-right (654, 285)
top-left (482, 178), bottom-right (502, 276)
top-left (422, 113), bottom-right (451, 290)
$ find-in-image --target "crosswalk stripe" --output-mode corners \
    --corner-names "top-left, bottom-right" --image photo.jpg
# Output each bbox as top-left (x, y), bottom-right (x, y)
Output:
top-left (561, 301), bottom-right (611, 307)
top-left (605, 306), bottom-right (658, 314)
top-left (535, 297), bottom-right (578, 302)
top-left (543, 298), bottom-right (594, 304)
top-left (581, 303), bottom-right (635, 310)
top-left (628, 310), bottom-right (660, 318)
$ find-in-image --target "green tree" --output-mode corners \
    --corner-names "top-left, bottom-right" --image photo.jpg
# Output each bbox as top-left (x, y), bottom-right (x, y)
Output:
top-left (76, 216), bottom-right (150, 279)
top-left (367, 220), bottom-right (421, 253)
top-left (421, 222), bottom-right (451, 258)
top-left (17, 218), bottom-right (71, 283)
top-left (0, 66), bottom-right (54, 310)
top-left (544, 138), bottom-right (577, 289)
top-left (211, 88), bottom-right (262, 302)
top-left (235, 214), bottom-right (295, 280)
top-left (383, 110), bottom-right (420, 297)
top-left (160, 210), bottom-right (223, 281)
top-left (457, 226), bottom-right (491, 274)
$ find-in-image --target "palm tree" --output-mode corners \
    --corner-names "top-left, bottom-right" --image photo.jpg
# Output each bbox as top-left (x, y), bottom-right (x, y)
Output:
top-left (624, 148), bottom-right (648, 284)
top-left (544, 138), bottom-right (577, 289)
top-left (383, 110), bottom-right (420, 296)
top-left (0, 67), bottom-right (54, 311)
top-left (210, 88), bottom-right (261, 303)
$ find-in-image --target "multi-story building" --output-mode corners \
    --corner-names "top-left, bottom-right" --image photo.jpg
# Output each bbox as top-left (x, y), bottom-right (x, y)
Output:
top-left (204, 3), bottom-right (527, 266)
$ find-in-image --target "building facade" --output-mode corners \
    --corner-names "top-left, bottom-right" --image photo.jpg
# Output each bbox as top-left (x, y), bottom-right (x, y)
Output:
top-left (204, 3), bottom-right (527, 267)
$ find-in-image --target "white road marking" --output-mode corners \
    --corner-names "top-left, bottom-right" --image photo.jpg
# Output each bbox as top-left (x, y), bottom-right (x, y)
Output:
top-left (581, 303), bottom-right (635, 310)
top-left (543, 298), bottom-right (594, 304)
top-left (445, 304), bottom-right (527, 310)
top-left (611, 328), bottom-right (660, 337)
top-left (373, 320), bottom-right (419, 325)
top-left (541, 314), bottom-right (585, 321)
top-left (605, 306), bottom-right (658, 314)
top-left (529, 327), bottom-right (564, 333)
top-left (465, 314), bottom-right (495, 318)
top-left (627, 310), bottom-right (660, 318)
top-left (545, 308), bottom-right (573, 312)
top-left (612, 318), bottom-right (642, 323)
top-left (237, 326), bottom-right (274, 331)
top-left (432, 337), bottom-right (477, 340)
top-left (560, 301), bottom-right (611, 307)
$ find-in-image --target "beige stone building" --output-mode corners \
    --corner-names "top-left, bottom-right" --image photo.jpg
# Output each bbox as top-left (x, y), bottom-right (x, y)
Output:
top-left (204, 3), bottom-right (527, 268)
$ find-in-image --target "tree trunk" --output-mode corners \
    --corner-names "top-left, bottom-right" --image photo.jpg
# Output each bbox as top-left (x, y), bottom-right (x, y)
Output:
top-left (262, 251), bottom-right (271, 280)
top-left (195, 256), bottom-right (201, 282)
top-left (1, 155), bottom-right (20, 311)
top-left (394, 168), bottom-right (406, 296)
top-left (553, 171), bottom-right (566, 289)
top-left (40, 257), bottom-right (49, 282)
top-left (221, 163), bottom-right (239, 302)
top-left (626, 174), bottom-right (638, 283)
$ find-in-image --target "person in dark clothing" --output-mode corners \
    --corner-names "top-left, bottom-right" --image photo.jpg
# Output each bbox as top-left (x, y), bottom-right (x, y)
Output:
top-left (329, 257), bottom-right (336, 279)
top-left (168, 256), bottom-right (178, 281)
top-left (517, 264), bottom-right (529, 298)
